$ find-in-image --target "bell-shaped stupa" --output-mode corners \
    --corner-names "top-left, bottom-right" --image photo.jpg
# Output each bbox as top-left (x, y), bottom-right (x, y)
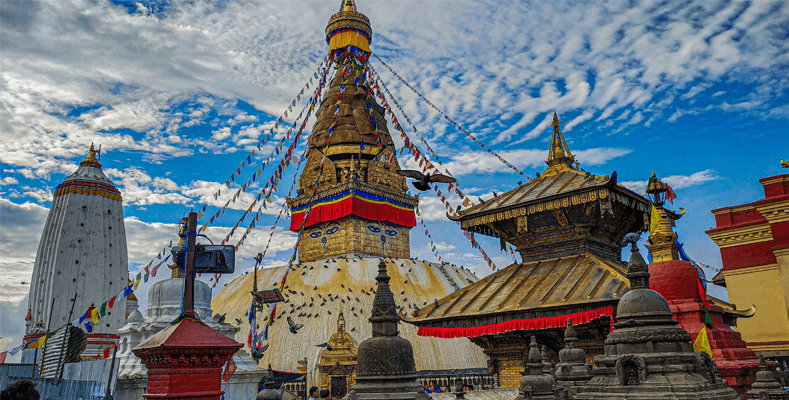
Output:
top-left (574, 243), bottom-right (740, 399)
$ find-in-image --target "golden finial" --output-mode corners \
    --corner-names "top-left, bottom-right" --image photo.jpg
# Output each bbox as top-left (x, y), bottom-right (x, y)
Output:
top-left (342, 0), bottom-right (357, 12)
top-left (645, 171), bottom-right (680, 262)
top-left (781, 158), bottom-right (788, 168)
top-left (79, 143), bottom-right (103, 168)
top-left (543, 112), bottom-right (576, 176)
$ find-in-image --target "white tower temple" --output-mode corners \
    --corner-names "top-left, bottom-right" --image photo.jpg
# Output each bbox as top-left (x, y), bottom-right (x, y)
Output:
top-left (25, 145), bottom-right (129, 357)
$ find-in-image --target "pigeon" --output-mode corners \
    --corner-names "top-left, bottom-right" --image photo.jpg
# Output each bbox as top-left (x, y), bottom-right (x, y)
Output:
top-left (307, 313), bottom-right (312, 318)
top-left (408, 268), bottom-right (412, 273)
top-left (347, 295), bottom-right (351, 301)
top-left (397, 170), bottom-right (456, 191)
top-left (403, 298), bottom-right (408, 302)
top-left (341, 299), bottom-right (345, 303)
top-left (359, 309), bottom-right (363, 314)
top-left (309, 303), bottom-right (313, 308)
top-left (300, 291), bottom-right (304, 296)
top-left (217, 313), bottom-right (226, 323)
top-left (314, 286), bottom-right (317, 290)
top-left (302, 272), bottom-right (306, 276)
top-left (324, 265), bottom-right (328, 269)
top-left (327, 310), bottom-right (332, 315)
top-left (434, 299), bottom-right (439, 308)
top-left (353, 313), bottom-right (358, 317)
top-left (235, 318), bottom-right (242, 324)
top-left (414, 305), bottom-right (420, 311)
top-left (337, 268), bottom-right (341, 271)
top-left (355, 297), bottom-right (359, 302)
top-left (251, 344), bottom-right (269, 359)
top-left (404, 280), bottom-right (408, 284)
top-left (351, 327), bottom-right (356, 332)
top-left (287, 316), bottom-right (303, 334)
top-left (400, 291), bottom-right (405, 295)
top-left (348, 288), bottom-right (352, 292)
top-left (341, 284), bottom-right (345, 288)
top-left (317, 342), bottom-right (333, 351)
top-left (351, 306), bottom-right (355, 311)
top-left (310, 266), bottom-right (314, 270)
top-left (622, 232), bottom-right (642, 247)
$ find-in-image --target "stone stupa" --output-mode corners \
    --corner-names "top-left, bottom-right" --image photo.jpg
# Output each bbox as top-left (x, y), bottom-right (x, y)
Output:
top-left (574, 242), bottom-right (740, 400)
top-left (348, 259), bottom-right (429, 400)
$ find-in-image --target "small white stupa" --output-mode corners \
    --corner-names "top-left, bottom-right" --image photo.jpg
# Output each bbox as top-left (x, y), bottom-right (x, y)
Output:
top-left (24, 145), bottom-right (129, 359)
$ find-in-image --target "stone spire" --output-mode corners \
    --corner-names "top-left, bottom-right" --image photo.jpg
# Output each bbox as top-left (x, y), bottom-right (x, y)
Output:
top-left (369, 258), bottom-right (400, 337)
top-left (746, 356), bottom-right (789, 399)
top-left (573, 243), bottom-right (740, 399)
top-left (348, 259), bottom-right (429, 400)
top-left (544, 112), bottom-right (577, 176)
top-left (555, 320), bottom-right (592, 396)
top-left (515, 336), bottom-right (560, 400)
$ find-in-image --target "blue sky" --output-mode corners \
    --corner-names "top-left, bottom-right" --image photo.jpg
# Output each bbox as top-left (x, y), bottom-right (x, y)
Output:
top-left (1, 0), bottom-right (788, 353)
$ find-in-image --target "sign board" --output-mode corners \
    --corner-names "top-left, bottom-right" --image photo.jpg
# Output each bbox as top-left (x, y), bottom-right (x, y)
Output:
top-left (172, 245), bottom-right (235, 274)
top-left (255, 288), bottom-right (285, 304)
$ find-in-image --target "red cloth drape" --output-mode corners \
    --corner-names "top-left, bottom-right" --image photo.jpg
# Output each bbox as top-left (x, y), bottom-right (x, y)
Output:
top-left (416, 306), bottom-right (615, 339)
top-left (290, 197), bottom-right (416, 231)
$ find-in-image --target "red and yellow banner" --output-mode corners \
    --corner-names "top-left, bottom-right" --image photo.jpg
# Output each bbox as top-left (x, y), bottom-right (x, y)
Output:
top-left (290, 190), bottom-right (415, 231)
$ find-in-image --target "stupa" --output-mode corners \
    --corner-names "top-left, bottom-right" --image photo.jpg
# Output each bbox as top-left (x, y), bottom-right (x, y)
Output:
top-left (347, 259), bottom-right (429, 400)
top-left (573, 241), bottom-right (740, 400)
top-left (554, 321), bottom-right (592, 398)
top-left (115, 230), bottom-right (263, 400)
top-left (23, 144), bottom-right (128, 360)
top-left (645, 171), bottom-right (759, 397)
top-left (211, 0), bottom-right (487, 380)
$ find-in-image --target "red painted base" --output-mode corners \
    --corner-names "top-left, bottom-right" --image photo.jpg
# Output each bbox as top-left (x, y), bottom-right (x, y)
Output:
top-left (650, 260), bottom-right (759, 399)
top-left (133, 316), bottom-right (242, 400)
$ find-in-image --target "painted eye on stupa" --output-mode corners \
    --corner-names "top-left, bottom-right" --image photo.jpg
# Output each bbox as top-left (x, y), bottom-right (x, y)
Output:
top-left (309, 230), bottom-right (322, 239)
top-left (325, 225), bottom-right (341, 235)
top-left (384, 229), bottom-right (398, 237)
top-left (366, 224), bottom-right (381, 234)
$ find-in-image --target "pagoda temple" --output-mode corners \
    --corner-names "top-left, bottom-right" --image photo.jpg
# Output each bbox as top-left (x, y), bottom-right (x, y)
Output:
top-left (211, 1), bottom-right (487, 390)
top-left (407, 113), bottom-right (651, 387)
top-left (23, 145), bottom-right (129, 361)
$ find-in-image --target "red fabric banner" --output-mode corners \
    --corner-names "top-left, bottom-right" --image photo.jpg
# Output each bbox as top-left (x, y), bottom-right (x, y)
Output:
top-left (416, 306), bottom-right (615, 339)
top-left (290, 197), bottom-right (415, 231)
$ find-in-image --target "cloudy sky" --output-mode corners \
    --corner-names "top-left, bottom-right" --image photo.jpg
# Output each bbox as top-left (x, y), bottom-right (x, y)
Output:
top-left (1, 0), bottom-right (788, 353)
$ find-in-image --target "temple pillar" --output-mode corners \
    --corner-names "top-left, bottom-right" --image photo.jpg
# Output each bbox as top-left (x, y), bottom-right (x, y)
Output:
top-left (132, 316), bottom-right (242, 400)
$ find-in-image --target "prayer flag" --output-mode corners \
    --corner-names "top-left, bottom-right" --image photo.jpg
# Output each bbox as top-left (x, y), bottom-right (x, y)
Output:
top-left (108, 295), bottom-right (117, 309)
top-left (649, 204), bottom-right (660, 235)
top-left (693, 327), bottom-right (712, 357)
top-left (91, 307), bottom-right (99, 324)
top-left (665, 183), bottom-right (677, 204)
top-left (100, 302), bottom-right (107, 317)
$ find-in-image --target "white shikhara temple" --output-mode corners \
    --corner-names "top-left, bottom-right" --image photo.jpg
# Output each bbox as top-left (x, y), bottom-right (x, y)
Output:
top-left (24, 145), bottom-right (130, 359)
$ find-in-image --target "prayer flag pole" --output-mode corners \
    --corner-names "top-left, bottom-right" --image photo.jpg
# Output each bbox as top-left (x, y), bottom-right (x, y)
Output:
top-left (182, 211), bottom-right (198, 316)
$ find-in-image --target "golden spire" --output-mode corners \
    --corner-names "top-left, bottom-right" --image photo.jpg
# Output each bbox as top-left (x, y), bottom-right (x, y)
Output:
top-left (781, 158), bottom-right (788, 168)
top-left (338, 311), bottom-right (346, 332)
top-left (79, 143), bottom-right (103, 168)
top-left (326, 0), bottom-right (372, 53)
top-left (341, 0), bottom-right (357, 12)
top-left (543, 112), bottom-right (576, 177)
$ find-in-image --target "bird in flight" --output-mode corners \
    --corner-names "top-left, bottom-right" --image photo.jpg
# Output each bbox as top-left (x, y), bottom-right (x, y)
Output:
top-left (287, 316), bottom-right (303, 334)
top-left (316, 342), bottom-right (333, 351)
top-left (397, 170), bottom-right (456, 191)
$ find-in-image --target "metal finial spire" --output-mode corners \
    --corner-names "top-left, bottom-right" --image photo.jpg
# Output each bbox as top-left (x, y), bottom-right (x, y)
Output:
top-left (544, 112), bottom-right (576, 174)
top-left (80, 143), bottom-right (103, 168)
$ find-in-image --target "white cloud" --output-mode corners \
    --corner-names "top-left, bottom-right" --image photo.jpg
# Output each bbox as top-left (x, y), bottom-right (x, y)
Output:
top-left (621, 169), bottom-right (719, 193)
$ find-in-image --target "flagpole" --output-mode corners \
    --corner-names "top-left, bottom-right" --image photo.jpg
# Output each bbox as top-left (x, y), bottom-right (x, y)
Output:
top-left (103, 341), bottom-right (118, 400)
top-left (35, 297), bottom-right (56, 378)
top-left (58, 293), bottom-right (78, 379)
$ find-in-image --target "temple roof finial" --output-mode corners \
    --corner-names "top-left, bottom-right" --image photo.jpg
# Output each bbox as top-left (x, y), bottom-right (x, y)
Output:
top-left (544, 112), bottom-right (576, 176)
top-left (80, 143), bottom-right (103, 168)
top-left (341, 0), bottom-right (357, 12)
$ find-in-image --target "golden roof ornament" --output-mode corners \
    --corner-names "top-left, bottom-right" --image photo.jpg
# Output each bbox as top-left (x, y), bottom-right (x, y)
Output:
top-left (326, 0), bottom-right (372, 53)
top-left (646, 171), bottom-right (684, 262)
top-left (781, 158), bottom-right (788, 168)
top-left (79, 143), bottom-right (103, 168)
top-left (543, 112), bottom-right (577, 177)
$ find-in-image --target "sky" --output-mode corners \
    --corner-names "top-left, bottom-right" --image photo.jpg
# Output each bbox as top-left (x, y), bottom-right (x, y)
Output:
top-left (1, 0), bottom-right (788, 355)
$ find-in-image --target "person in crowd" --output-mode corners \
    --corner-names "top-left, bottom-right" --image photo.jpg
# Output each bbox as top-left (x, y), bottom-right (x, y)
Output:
top-left (308, 386), bottom-right (319, 400)
top-left (319, 388), bottom-right (331, 399)
top-left (0, 379), bottom-right (41, 400)
top-left (425, 380), bottom-right (440, 393)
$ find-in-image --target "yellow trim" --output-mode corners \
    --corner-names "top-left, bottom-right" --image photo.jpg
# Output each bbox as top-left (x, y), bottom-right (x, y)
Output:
top-left (706, 223), bottom-right (772, 248)
top-left (54, 186), bottom-right (123, 202)
top-left (747, 343), bottom-right (789, 352)
top-left (755, 199), bottom-right (789, 224)
top-left (723, 263), bottom-right (779, 277)
top-left (712, 204), bottom-right (755, 215)
top-left (328, 31), bottom-right (371, 52)
top-left (759, 175), bottom-right (789, 186)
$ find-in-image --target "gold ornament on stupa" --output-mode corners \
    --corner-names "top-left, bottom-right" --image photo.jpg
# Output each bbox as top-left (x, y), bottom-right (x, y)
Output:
top-left (645, 171), bottom-right (685, 262)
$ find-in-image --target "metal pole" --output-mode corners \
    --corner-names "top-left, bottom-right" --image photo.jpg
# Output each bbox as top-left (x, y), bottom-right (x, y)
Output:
top-left (36, 297), bottom-right (56, 378)
top-left (103, 342), bottom-right (119, 400)
top-left (58, 293), bottom-right (78, 380)
top-left (182, 211), bottom-right (197, 316)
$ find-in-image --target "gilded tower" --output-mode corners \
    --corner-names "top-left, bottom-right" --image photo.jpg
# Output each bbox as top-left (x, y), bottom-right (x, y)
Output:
top-left (287, 0), bottom-right (416, 262)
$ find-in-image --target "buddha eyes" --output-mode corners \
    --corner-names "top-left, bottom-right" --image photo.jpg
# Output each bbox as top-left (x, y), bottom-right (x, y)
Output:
top-left (366, 224), bottom-right (398, 237)
top-left (309, 230), bottom-right (322, 239)
top-left (384, 229), bottom-right (398, 237)
top-left (325, 225), bottom-right (341, 235)
top-left (366, 225), bottom-right (381, 234)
